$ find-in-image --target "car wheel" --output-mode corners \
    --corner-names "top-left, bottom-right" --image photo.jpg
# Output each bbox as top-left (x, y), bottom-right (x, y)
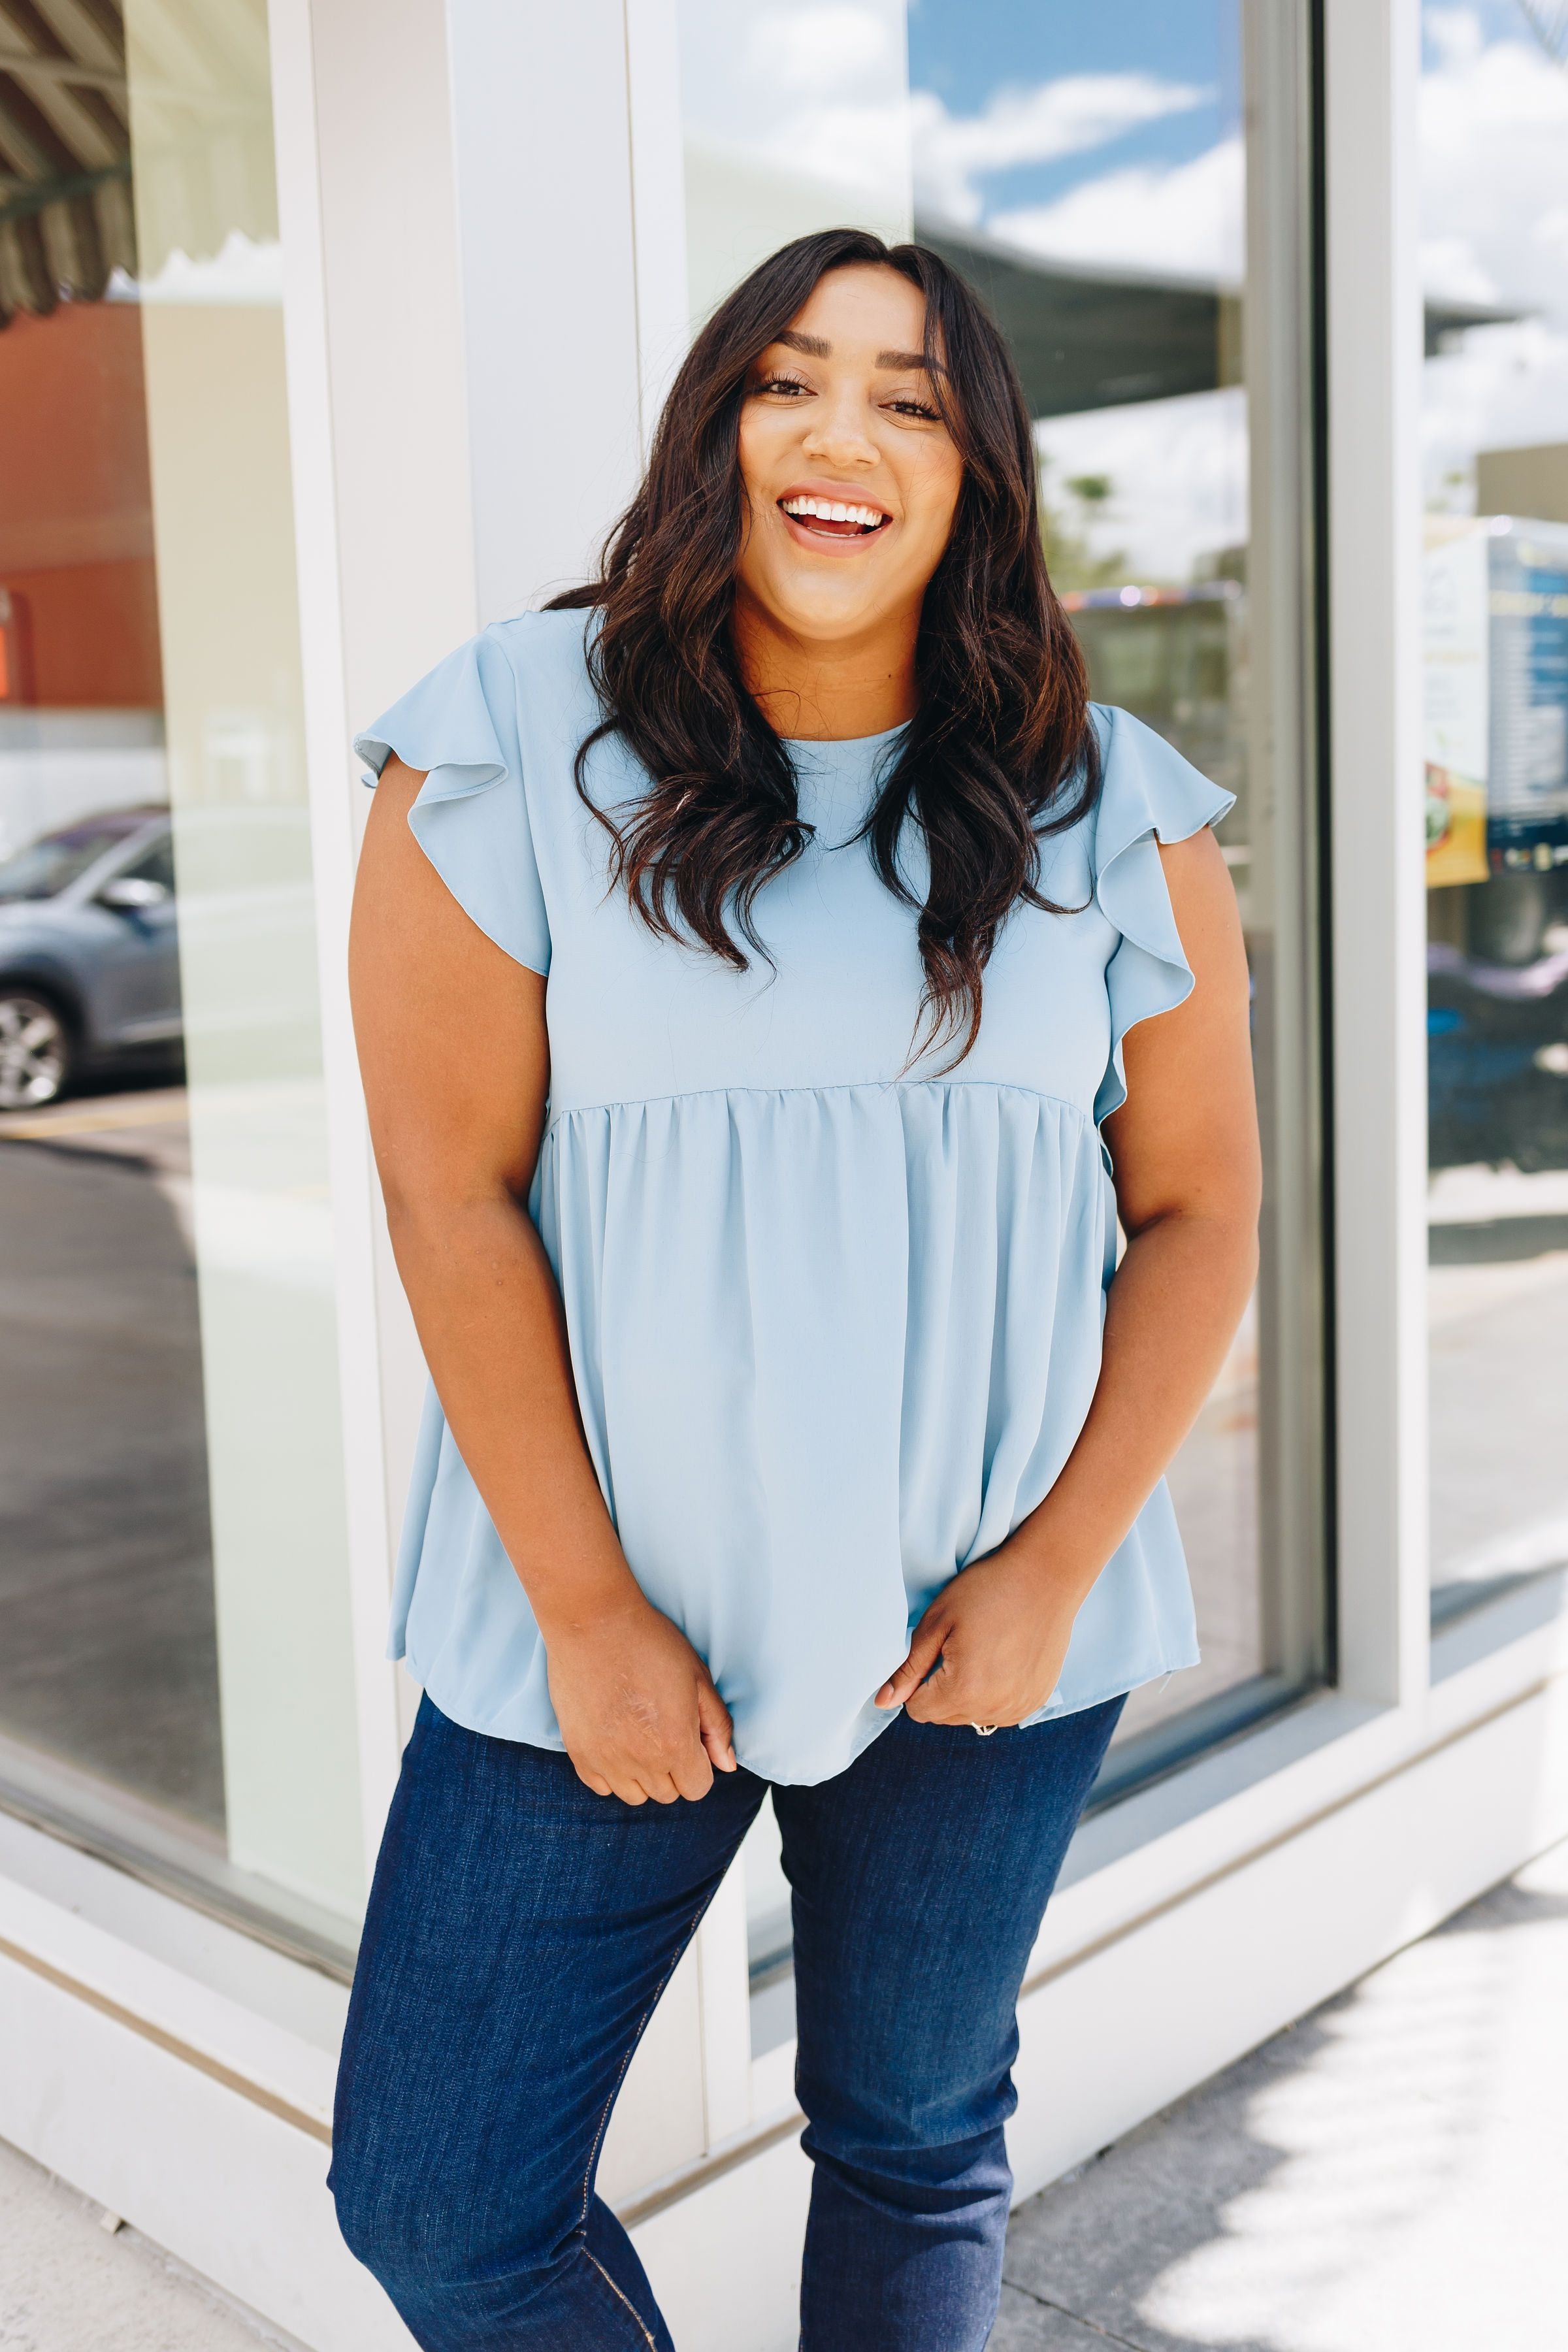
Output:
top-left (0, 990), bottom-right (73, 1111)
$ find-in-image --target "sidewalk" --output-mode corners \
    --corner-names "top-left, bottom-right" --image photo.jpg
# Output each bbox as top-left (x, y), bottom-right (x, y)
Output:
top-left (2, 1836), bottom-right (1564, 2351)
top-left (996, 1835), bottom-right (1568, 2352)
top-left (0, 2143), bottom-right (298, 2351)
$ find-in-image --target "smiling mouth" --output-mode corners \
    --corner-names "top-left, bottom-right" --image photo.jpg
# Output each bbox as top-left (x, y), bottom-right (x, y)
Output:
top-left (779, 495), bottom-right (890, 538)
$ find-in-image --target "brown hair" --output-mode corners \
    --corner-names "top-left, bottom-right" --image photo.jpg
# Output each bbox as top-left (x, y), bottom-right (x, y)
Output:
top-left (549, 227), bottom-right (1098, 1066)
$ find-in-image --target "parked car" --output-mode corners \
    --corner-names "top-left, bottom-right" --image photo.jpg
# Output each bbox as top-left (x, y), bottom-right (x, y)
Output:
top-left (1428, 936), bottom-right (1568, 1173)
top-left (0, 807), bottom-right (182, 1109)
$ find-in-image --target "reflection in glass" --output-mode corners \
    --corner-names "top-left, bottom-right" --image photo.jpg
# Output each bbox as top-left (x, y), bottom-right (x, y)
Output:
top-left (673, 0), bottom-right (1327, 2017)
top-left (743, 1795), bottom-right (796, 2057)
top-left (676, 0), bottom-right (912, 325)
top-left (904, 3), bottom-right (1265, 1757)
top-left (1420, 3), bottom-right (1568, 1624)
top-left (0, 0), bottom-right (363, 1960)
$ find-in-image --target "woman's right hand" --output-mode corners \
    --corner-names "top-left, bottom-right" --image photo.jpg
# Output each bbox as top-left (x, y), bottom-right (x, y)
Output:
top-left (545, 1597), bottom-right (738, 1804)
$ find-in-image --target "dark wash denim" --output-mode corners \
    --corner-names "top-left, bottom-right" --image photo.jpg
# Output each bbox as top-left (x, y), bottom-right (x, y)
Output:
top-left (331, 1691), bottom-right (1124, 2351)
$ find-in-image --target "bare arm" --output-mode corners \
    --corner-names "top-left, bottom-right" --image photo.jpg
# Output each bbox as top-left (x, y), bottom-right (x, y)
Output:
top-left (879, 825), bottom-right (1260, 1723)
top-left (350, 755), bottom-right (736, 1801)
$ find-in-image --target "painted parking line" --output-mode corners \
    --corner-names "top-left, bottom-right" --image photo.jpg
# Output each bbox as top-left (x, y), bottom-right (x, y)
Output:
top-left (0, 1094), bottom-right (189, 1141)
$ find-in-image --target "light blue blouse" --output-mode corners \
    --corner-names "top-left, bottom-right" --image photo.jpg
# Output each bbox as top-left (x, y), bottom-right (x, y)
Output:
top-left (356, 610), bottom-right (1235, 1786)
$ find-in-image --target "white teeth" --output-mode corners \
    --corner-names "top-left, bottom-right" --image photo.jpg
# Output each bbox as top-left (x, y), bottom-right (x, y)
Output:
top-left (781, 495), bottom-right (886, 529)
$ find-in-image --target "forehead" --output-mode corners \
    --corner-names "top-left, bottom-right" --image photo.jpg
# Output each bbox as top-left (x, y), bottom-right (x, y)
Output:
top-left (779, 264), bottom-right (928, 358)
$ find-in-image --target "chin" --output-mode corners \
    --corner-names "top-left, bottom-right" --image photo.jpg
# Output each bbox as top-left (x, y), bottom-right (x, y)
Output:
top-left (769, 583), bottom-right (883, 640)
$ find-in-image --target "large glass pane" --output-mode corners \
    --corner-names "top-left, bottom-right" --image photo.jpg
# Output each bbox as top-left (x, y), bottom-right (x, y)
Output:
top-left (0, 0), bottom-right (363, 1963)
top-left (672, 0), bottom-right (1327, 2027)
top-left (1420, 5), bottom-right (1568, 1625)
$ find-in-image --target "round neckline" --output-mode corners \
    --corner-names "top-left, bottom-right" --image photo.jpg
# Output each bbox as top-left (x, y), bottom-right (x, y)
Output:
top-left (781, 721), bottom-right (909, 755)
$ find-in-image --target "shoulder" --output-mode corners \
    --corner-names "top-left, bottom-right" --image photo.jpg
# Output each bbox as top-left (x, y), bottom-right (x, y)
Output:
top-left (355, 608), bottom-right (602, 788)
top-left (353, 608), bottom-right (596, 791)
top-left (393, 607), bottom-right (595, 730)
top-left (476, 608), bottom-right (605, 766)
top-left (477, 604), bottom-right (594, 685)
top-left (1087, 698), bottom-right (1203, 777)
top-left (1086, 702), bottom-right (1235, 858)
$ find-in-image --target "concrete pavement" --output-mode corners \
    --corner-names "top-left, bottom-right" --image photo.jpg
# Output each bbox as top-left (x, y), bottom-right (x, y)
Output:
top-left (2, 1835), bottom-right (1565, 2350)
top-left (0, 2142), bottom-right (301, 2351)
top-left (996, 1835), bottom-right (1568, 2352)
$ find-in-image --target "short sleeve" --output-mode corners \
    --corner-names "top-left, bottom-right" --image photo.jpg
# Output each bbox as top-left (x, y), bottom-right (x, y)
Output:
top-left (354, 629), bottom-right (550, 977)
top-left (1090, 705), bottom-right (1237, 1128)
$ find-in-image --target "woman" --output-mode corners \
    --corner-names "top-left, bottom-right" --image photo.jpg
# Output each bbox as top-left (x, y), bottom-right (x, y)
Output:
top-left (331, 229), bottom-right (1258, 2352)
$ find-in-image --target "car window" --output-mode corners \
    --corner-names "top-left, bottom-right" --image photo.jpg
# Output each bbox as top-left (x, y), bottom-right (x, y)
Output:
top-left (118, 835), bottom-right (177, 895)
top-left (0, 811), bottom-right (163, 903)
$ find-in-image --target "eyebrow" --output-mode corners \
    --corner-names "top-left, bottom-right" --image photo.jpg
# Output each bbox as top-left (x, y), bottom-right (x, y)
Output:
top-left (776, 329), bottom-right (939, 373)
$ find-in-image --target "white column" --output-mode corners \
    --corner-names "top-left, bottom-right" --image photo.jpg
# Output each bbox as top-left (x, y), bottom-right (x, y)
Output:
top-left (1322, 0), bottom-right (1429, 1708)
top-left (444, 0), bottom-right (645, 617)
top-left (267, 0), bottom-right (482, 1862)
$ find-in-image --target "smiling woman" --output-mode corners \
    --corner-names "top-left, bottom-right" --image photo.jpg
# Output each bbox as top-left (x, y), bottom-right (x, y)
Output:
top-left (332, 225), bottom-right (1258, 2352)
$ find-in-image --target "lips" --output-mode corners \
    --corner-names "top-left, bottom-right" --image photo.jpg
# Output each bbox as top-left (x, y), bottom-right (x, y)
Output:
top-left (778, 493), bottom-right (890, 539)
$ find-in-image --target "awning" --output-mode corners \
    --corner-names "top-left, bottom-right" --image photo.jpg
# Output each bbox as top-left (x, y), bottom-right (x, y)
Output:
top-left (0, 0), bottom-right (134, 325)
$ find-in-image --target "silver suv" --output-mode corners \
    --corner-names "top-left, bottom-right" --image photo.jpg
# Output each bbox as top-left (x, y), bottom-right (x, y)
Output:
top-left (0, 807), bottom-right (181, 1109)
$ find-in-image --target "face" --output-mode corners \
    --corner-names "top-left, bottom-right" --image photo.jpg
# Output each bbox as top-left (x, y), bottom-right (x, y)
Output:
top-left (734, 264), bottom-right (964, 649)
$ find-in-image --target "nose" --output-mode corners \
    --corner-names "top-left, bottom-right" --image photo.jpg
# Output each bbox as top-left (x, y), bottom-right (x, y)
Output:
top-left (800, 410), bottom-right (879, 472)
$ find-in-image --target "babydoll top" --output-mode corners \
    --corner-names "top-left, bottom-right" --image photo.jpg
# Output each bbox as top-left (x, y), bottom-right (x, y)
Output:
top-left (355, 608), bottom-right (1235, 1786)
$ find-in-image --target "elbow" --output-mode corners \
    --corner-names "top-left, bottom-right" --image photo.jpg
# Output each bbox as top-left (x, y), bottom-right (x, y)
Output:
top-left (375, 1152), bottom-right (436, 1240)
top-left (1210, 1176), bottom-right (1262, 1289)
top-left (1220, 1182), bottom-right (1262, 1312)
top-left (380, 1178), bottom-right (448, 1275)
top-left (376, 1159), bottom-right (526, 1264)
top-left (1123, 1181), bottom-right (1261, 1301)
top-left (380, 1178), bottom-right (436, 1255)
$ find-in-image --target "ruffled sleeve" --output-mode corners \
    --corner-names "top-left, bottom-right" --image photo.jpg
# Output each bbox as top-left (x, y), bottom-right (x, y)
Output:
top-left (353, 629), bottom-right (550, 976)
top-left (1090, 705), bottom-right (1236, 1128)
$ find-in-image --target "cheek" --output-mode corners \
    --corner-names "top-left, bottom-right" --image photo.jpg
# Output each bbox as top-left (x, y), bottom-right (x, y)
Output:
top-left (737, 408), bottom-right (789, 517)
top-left (899, 459), bottom-right (963, 579)
top-left (924, 453), bottom-right (964, 549)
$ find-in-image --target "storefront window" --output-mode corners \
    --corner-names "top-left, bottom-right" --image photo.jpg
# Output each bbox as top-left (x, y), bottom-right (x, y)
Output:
top-left (1420, 4), bottom-right (1568, 1625)
top-left (0, 0), bottom-right (363, 1963)
top-left (670, 0), bottom-right (1328, 2025)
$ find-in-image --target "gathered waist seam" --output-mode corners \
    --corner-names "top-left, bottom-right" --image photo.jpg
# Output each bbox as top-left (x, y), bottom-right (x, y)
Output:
top-left (542, 1076), bottom-right (1096, 1141)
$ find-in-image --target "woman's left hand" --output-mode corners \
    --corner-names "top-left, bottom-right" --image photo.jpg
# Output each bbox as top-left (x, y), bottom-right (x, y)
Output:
top-left (874, 1542), bottom-right (1082, 1727)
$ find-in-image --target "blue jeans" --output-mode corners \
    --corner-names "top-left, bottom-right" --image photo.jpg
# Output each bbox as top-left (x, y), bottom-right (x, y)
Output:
top-left (331, 1691), bottom-right (1123, 2351)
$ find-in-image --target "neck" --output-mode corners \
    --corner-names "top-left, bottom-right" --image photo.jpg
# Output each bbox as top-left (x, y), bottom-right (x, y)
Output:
top-left (731, 592), bottom-right (919, 742)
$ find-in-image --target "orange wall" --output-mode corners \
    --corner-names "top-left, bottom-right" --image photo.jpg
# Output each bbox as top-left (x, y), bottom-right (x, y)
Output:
top-left (0, 303), bottom-right (164, 707)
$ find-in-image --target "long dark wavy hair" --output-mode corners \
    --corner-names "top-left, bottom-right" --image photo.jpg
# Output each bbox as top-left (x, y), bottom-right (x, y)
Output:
top-left (548, 227), bottom-right (1100, 1066)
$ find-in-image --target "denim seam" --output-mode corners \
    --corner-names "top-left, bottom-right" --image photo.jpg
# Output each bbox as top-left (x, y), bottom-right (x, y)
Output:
top-left (576, 1898), bottom-right (711, 2234)
top-left (582, 2246), bottom-right (659, 2352)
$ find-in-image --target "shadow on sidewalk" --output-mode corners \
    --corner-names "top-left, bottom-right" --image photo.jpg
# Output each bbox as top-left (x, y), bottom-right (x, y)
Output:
top-left (995, 1854), bottom-right (1568, 2352)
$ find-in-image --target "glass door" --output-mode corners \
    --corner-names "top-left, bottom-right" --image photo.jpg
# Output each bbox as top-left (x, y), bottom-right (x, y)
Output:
top-left (0, 0), bottom-right (365, 1965)
top-left (1418, 2), bottom-right (1568, 1627)
top-left (668, 0), bottom-right (1330, 2037)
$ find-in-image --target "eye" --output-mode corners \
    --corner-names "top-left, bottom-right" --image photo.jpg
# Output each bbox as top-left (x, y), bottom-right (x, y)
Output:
top-left (886, 393), bottom-right (942, 421)
top-left (753, 373), bottom-right (812, 399)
